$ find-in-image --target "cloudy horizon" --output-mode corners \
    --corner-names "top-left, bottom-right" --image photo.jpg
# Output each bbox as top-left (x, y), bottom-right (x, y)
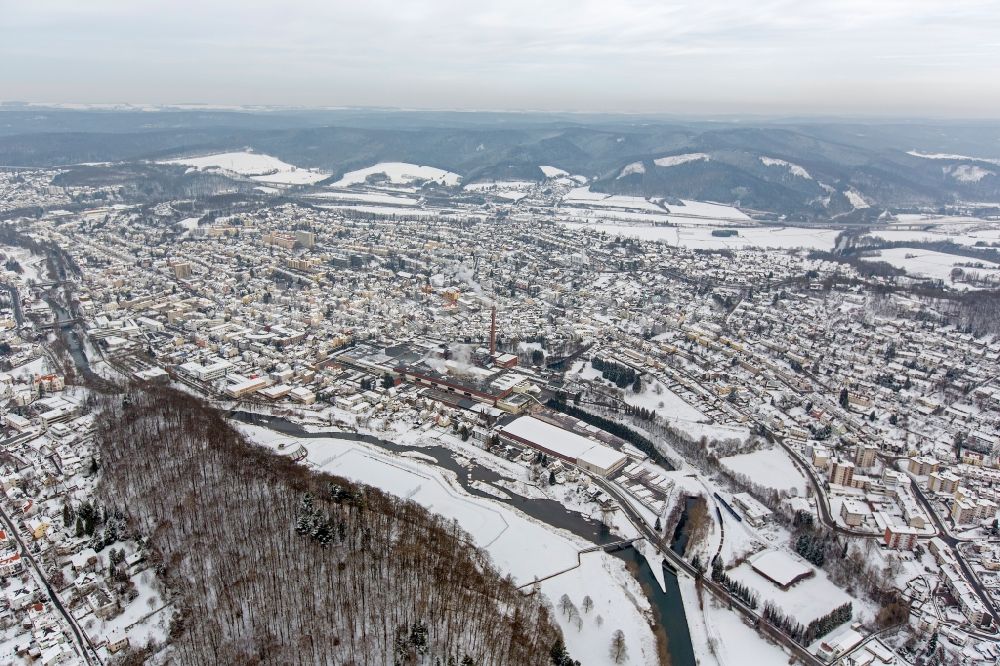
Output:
top-left (2, 0), bottom-right (999, 118)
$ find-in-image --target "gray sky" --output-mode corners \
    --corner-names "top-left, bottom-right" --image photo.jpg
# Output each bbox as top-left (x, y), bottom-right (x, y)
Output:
top-left (2, 0), bottom-right (999, 117)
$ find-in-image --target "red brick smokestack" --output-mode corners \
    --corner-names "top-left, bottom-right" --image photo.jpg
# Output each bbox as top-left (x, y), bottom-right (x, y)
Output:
top-left (490, 304), bottom-right (497, 357)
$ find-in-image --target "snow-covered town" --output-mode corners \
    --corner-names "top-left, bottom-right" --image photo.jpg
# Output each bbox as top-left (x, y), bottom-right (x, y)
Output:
top-left (0, 139), bottom-right (999, 666)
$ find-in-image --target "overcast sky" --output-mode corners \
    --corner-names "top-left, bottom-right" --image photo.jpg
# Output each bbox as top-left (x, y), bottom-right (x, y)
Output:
top-left (2, 0), bottom-right (998, 117)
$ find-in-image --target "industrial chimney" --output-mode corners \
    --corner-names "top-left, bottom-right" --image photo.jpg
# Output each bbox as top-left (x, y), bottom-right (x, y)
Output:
top-left (489, 304), bottom-right (497, 357)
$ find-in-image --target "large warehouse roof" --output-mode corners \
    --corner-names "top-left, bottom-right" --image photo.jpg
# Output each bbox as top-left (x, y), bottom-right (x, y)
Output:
top-left (500, 416), bottom-right (627, 472)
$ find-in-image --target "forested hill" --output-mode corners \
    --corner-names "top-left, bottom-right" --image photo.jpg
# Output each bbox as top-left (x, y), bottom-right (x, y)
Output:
top-left (93, 386), bottom-right (564, 665)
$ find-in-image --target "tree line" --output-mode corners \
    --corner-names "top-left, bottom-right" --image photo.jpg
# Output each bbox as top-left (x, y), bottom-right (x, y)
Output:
top-left (547, 395), bottom-right (674, 470)
top-left (763, 601), bottom-right (852, 646)
top-left (93, 385), bottom-right (564, 665)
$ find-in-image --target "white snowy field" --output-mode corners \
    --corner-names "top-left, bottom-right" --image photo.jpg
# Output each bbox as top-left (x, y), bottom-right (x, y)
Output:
top-left (560, 187), bottom-right (750, 223)
top-left (159, 150), bottom-right (329, 184)
top-left (539, 165), bottom-right (569, 178)
top-left (306, 190), bottom-right (420, 206)
top-left (624, 378), bottom-right (707, 424)
top-left (558, 206), bottom-right (751, 228)
top-left (315, 204), bottom-right (446, 218)
top-left (465, 181), bottom-right (535, 200)
top-left (562, 186), bottom-right (666, 212)
top-left (666, 199), bottom-right (751, 221)
top-left (561, 223), bottom-right (841, 251)
top-left (2, 244), bottom-right (48, 283)
top-left (332, 162), bottom-right (461, 187)
top-left (653, 153), bottom-right (710, 168)
top-left (719, 447), bottom-right (807, 495)
top-left (673, 421), bottom-right (751, 446)
top-left (728, 560), bottom-right (853, 625)
top-left (235, 423), bottom-right (660, 666)
top-left (862, 247), bottom-right (1000, 284)
top-left (678, 577), bottom-right (789, 666)
top-left (906, 150), bottom-right (1000, 166)
top-left (760, 156), bottom-right (811, 179)
top-left (464, 180), bottom-right (535, 191)
top-left (870, 225), bottom-right (1000, 247)
top-left (177, 217), bottom-right (200, 233)
top-left (845, 189), bottom-right (869, 209)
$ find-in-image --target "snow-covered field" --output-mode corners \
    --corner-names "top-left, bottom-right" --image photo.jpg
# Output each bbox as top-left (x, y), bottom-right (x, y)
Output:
top-left (332, 162), bottom-right (461, 187)
top-left (464, 181), bottom-right (535, 200)
top-left (236, 423), bottom-right (660, 666)
top-left (557, 206), bottom-right (675, 225)
top-left (944, 164), bottom-right (995, 182)
top-left (315, 204), bottom-right (448, 218)
top-left (618, 161), bottom-right (646, 178)
top-left (2, 246), bottom-right (48, 284)
top-left (624, 378), bottom-right (706, 424)
top-left (869, 225), bottom-right (1000, 247)
top-left (159, 150), bottom-right (329, 184)
top-left (862, 247), bottom-right (1000, 284)
top-left (539, 165), bottom-right (568, 178)
top-left (678, 577), bottom-right (789, 666)
top-left (728, 560), bottom-right (853, 625)
top-left (720, 447), bottom-right (807, 495)
top-left (653, 153), bottom-right (709, 168)
top-left (562, 186), bottom-right (666, 213)
top-left (907, 150), bottom-right (1000, 166)
top-left (759, 156), bottom-right (811, 179)
top-left (667, 199), bottom-right (750, 221)
top-left (845, 189), bottom-right (869, 209)
top-left (306, 190), bottom-right (420, 206)
top-left (562, 223), bottom-right (841, 251)
top-left (673, 421), bottom-right (751, 446)
top-left (560, 187), bottom-right (750, 224)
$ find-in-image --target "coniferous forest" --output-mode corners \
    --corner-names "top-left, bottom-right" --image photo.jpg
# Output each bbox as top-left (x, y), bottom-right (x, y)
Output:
top-left (94, 386), bottom-right (562, 665)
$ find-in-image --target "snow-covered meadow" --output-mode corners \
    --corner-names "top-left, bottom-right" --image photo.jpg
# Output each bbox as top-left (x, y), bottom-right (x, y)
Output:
top-left (561, 222), bottom-right (842, 251)
top-left (332, 162), bottom-right (461, 187)
top-left (720, 447), bottom-right (807, 495)
top-left (159, 150), bottom-right (329, 185)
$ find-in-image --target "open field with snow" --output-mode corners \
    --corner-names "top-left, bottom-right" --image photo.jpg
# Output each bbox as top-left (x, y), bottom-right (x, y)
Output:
top-left (315, 204), bottom-right (457, 218)
top-left (624, 378), bottom-right (706, 424)
top-left (465, 181), bottom-right (535, 200)
top-left (306, 190), bottom-right (420, 206)
top-left (333, 162), bottom-right (461, 187)
top-left (907, 150), bottom-right (1000, 166)
top-left (159, 150), bottom-right (329, 184)
top-left (562, 186), bottom-right (666, 212)
top-left (667, 199), bottom-right (750, 221)
top-left (653, 153), bottom-right (709, 168)
top-left (236, 423), bottom-right (660, 666)
top-left (760, 156), bottom-right (811, 179)
top-left (562, 223), bottom-right (841, 251)
top-left (678, 577), bottom-right (789, 666)
top-left (862, 247), bottom-right (1000, 285)
top-left (869, 225), bottom-right (1000, 247)
top-left (720, 447), bottom-right (807, 495)
top-left (539, 165), bottom-right (568, 178)
top-left (728, 560), bottom-right (853, 625)
top-left (560, 187), bottom-right (750, 224)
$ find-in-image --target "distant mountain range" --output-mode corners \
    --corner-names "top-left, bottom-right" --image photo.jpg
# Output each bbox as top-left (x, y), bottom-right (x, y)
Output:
top-left (1, 106), bottom-right (998, 220)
